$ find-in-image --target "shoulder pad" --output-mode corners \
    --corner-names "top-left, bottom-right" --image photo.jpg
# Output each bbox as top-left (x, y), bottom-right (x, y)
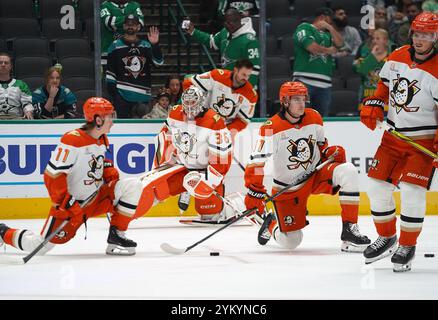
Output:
top-left (213, 114), bottom-right (222, 122)
top-left (263, 120), bottom-right (273, 126)
top-left (67, 130), bottom-right (81, 137)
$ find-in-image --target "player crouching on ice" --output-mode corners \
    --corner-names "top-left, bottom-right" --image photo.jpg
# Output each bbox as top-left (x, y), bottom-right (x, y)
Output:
top-left (360, 12), bottom-right (438, 272)
top-left (0, 97), bottom-right (142, 257)
top-left (133, 86), bottom-right (235, 223)
top-left (244, 82), bottom-right (370, 252)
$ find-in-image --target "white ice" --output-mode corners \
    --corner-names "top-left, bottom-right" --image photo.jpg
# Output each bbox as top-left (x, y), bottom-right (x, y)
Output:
top-left (1, 216), bottom-right (437, 300)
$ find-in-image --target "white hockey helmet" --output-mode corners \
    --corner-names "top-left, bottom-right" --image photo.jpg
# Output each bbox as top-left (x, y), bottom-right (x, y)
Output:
top-left (181, 86), bottom-right (205, 119)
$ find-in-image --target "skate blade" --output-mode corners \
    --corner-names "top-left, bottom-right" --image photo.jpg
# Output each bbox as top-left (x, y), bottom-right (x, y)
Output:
top-left (393, 262), bottom-right (412, 272)
top-left (341, 241), bottom-right (368, 253)
top-left (364, 243), bottom-right (397, 264)
top-left (106, 244), bottom-right (136, 256)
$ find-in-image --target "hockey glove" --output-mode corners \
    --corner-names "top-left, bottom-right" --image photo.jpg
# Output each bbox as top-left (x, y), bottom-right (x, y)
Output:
top-left (183, 166), bottom-right (224, 199)
top-left (245, 188), bottom-right (266, 214)
top-left (360, 98), bottom-right (384, 131)
top-left (52, 193), bottom-right (83, 220)
top-left (103, 159), bottom-right (119, 184)
top-left (322, 145), bottom-right (346, 163)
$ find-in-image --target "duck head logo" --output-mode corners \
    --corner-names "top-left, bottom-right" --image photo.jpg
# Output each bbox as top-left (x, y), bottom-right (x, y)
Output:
top-left (173, 130), bottom-right (198, 159)
top-left (123, 53), bottom-right (146, 79)
top-left (287, 135), bottom-right (316, 170)
top-left (390, 74), bottom-right (420, 114)
top-left (85, 155), bottom-right (104, 186)
top-left (213, 94), bottom-right (240, 117)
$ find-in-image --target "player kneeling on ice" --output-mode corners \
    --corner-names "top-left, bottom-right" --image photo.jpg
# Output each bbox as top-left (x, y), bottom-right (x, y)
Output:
top-left (244, 82), bottom-right (370, 252)
top-left (133, 86), bottom-right (234, 222)
top-left (360, 12), bottom-right (438, 272)
top-left (0, 98), bottom-right (142, 257)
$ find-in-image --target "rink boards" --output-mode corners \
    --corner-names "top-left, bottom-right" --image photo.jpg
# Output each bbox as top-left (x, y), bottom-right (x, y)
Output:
top-left (1, 119), bottom-right (437, 218)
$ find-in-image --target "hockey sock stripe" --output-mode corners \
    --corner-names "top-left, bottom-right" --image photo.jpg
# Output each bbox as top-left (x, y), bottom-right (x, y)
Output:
top-left (339, 191), bottom-right (360, 196)
top-left (17, 230), bottom-right (28, 251)
top-left (371, 209), bottom-right (396, 217)
top-left (400, 215), bottom-right (424, 223)
top-left (118, 200), bottom-right (137, 210)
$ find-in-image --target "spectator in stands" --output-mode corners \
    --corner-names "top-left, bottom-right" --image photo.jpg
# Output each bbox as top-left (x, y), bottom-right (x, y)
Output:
top-left (163, 74), bottom-right (183, 106)
top-left (184, 8), bottom-right (260, 89)
top-left (353, 28), bottom-right (393, 108)
top-left (142, 92), bottom-right (170, 119)
top-left (32, 66), bottom-right (78, 119)
top-left (100, 0), bottom-right (145, 66)
top-left (292, 7), bottom-right (344, 117)
top-left (422, 0), bottom-right (438, 13)
top-left (397, 2), bottom-right (422, 45)
top-left (106, 14), bottom-right (163, 119)
top-left (332, 6), bottom-right (362, 56)
top-left (0, 53), bottom-right (33, 120)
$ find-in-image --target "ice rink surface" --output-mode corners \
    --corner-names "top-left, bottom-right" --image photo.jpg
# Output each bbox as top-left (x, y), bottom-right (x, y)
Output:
top-left (1, 215), bottom-right (437, 300)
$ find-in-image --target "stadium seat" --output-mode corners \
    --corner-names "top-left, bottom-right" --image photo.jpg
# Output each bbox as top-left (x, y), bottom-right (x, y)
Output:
top-left (39, 0), bottom-right (78, 19)
top-left (75, 89), bottom-right (96, 117)
top-left (336, 56), bottom-right (355, 78)
top-left (78, 0), bottom-right (94, 19)
top-left (345, 76), bottom-right (361, 92)
top-left (267, 0), bottom-right (291, 18)
top-left (0, 39), bottom-right (7, 52)
top-left (330, 0), bottom-right (363, 16)
top-left (55, 38), bottom-right (91, 59)
top-left (0, 18), bottom-right (40, 39)
top-left (21, 77), bottom-right (44, 92)
top-left (293, 0), bottom-right (327, 18)
top-left (63, 77), bottom-right (95, 92)
top-left (330, 90), bottom-right (359, 116)
top-left (269, 17), bottom-right (300, 38)
top-left (266, 35), bottom-right (279, 55)
top-left (280, 35), bottom-right (295, 60)
top-left (84, 18), bottom-right (95, 40)
top-left (13, 38), bottom-right (50, 58)
top-left (331, 76), bottom-right (345, 90)
top-left (59, 57), bottom-right (94, 78)
top-left (267, 76), bottom-right (291, 105)
top-left (14, 56), bottom-right (52, 78)
top-left (0, 0), bottom-right (35, 18)
top-left (266, 56), bottom-right (292, 78)
top-left (42, 19), bottom-right (83, 40)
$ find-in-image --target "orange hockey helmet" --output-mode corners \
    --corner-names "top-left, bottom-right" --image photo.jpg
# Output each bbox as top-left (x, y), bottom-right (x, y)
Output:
top-left (411, 12), bottom-right (438, 34)
top-left (279, 81), bottom-right (308, 104)
top-left (83, 97), bottom-right (115, 122)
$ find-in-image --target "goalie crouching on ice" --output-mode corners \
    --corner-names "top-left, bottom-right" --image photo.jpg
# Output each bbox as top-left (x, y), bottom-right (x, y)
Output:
top-left (133, 86), bottom-right (236, 223)
top-left (0, 98), bottom-right (142, 257)
top-left (244, 81), bottom-right (371, 252)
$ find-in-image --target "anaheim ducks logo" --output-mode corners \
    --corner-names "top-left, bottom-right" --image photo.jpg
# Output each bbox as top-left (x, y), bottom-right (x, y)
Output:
top-left (123, 53), bottom-right (146, 79)
top-left (173, 130), bottom-right (198, 159)
top-left (390, 74), bottom-right (420, 114)
top-left (287, 135), bottom-right (316, 170)
top-left (212, 94), bottom-right (242, 117)
top-left (85, 155), bottom-right (104, 186)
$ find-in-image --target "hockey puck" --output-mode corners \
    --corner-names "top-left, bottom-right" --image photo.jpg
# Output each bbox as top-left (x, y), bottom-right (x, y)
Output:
top-left (424, 253), bottom-right (435, 258)
top-left (210, 252), bottom-right (220, 256)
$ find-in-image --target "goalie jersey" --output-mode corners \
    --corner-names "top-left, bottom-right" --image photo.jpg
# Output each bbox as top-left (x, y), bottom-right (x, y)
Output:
top-left (245, 108), bottom-right (327, 193)
top-left (376, 45), bottom-right (438, 138)
top-left (183, 68), bottom-right (258, 133)
top-left (44, 129), bottom-right (109, 203)
top-left (155, 105), bottom-right (233, 176)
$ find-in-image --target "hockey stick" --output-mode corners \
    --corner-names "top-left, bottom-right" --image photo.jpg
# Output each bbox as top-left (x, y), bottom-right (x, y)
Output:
top-left (160, 156), bottom-right (335, 255)
top-left (378, 122), bottom-right (438, 159)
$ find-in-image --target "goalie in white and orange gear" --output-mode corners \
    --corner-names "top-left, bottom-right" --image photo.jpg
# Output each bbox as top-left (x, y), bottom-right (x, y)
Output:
top-left (244, 81), bottom-right (370, 252)
top-left (0, 97), bottom-right (143, 257)
top-left (360, 12), bottom-right (438, 272)
top-left (133, 86), bottom-right (233, 222)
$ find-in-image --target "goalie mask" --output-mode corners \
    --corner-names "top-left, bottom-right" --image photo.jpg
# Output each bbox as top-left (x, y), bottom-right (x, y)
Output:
top-left (181, 86), bottom-right (205, 119)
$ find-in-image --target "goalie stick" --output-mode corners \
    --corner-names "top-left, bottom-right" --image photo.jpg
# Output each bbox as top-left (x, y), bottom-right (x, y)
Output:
top-left (160, 155), bottom-right (335, 255)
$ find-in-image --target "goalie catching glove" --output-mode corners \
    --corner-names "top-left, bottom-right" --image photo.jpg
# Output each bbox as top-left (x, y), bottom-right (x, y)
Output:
top-left (183, 165), bottom-right (224, 199)
top-left (360, 98), bottom-right (384, 131)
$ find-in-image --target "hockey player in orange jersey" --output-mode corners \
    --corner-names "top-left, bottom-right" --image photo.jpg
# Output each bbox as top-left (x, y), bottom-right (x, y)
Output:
top-left (132, 86), bottom-right (233, 222)
top-left (244, 82), bottom-right (370, 252)
top-left (360, 12), bottom-right (438, 272)
top-left (0, 98), bottom-right (141, 256)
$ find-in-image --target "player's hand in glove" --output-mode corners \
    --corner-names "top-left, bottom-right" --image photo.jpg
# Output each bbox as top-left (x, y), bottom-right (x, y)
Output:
top-left (360, 98), bottom-right (384, 130)
top-left (103, 159), bottom-right (119, 184)
top-left (52, 194), bottom-right (82, 220)
top-left (322, 145), bottom-right (346, 163)
top-left (183, 166), bottom-right (223, 199)
top-left (245, 188), bottom-right (266, 214)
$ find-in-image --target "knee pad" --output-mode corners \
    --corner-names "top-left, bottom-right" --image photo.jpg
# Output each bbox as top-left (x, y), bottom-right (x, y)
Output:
top-left (367, 177), bottom-right (396, 212)
top-left (273, 227), bottom-right (303, 250)
top-left (115, 178), bottom-right (143, 216)
top-left (21, 230), bottom-right (54, 255)
top-left (399, 182), bottom-right (426, 221)
top-left (332, 162), bottom-right (359, 192)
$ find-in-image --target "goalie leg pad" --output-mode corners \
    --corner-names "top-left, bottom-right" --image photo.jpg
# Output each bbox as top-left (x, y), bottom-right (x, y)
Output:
top-left (195, 184), bottom-right (224, 216)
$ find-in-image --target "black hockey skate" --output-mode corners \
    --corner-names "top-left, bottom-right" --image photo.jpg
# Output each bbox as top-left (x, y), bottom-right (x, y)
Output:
top-left (258, 212), bottom-right (275, 246)
top-left (106, 225), bottom-right (137, 256)
top-left (363, 235), bottom-right (397, 264)
top-left (340, 222), bottom-right (371, 253)
top-left (391, 245), bottom-right (416, 273)
top-left (0, 223), bottom-right (10, 247)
